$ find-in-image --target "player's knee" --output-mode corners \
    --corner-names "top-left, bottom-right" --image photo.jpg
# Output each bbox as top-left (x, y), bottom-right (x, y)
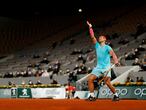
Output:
top-left (88, 75), bottom-right (95, 83)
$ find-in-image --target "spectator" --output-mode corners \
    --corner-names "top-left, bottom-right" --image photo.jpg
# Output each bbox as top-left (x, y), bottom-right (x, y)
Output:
top-left (141, 39), bottom-right (146, 44)
top-left (139, 77), bottom-right (145, 82)
top-left (52, 60), bottom-right (61, 74)
top-left (27, 69), bottom-right (33, 77)
top-left (21, 80), bottom-right (26, 88)
top-left (74, 64), bottom-right (79, 70)
top-left (77, 54), bottom-right (87, 64)
top-left (33, 54), bottom-right (40, 58)
top-left (125, 49), bottom-right (138, 60)
top-left (66, 69), bottom-right (70, 75)
top-left (87, 67), bottom-right (92, 73)
top-left (136, 76), bottom-right (144, 85)
top-left (8, 81), bottom-right (15, 86)
top-left (137, 45), bottom-right (145, 51)
top-left (125, 77), bottom-right (134, 84)
top-left (70, 48), bottom-right (83, 55)
top-left (35, 70), bottom-right (42, 77)
top-left (68, 72), bottom-right (74, 82)
top-left (8, 81), bottom-right (13, 86)
top-left (58, 69), bottom-right (64, 75)
top-left (44, 51), bottom-right (50, 57)
top-left (28, 63), bottom-right (33, 68)
top-left (70, 70), bottom-right (77, 82)
top-left (85, 48), bottom-right (93, 54)
top-left (41, 70), bottom-right (50, 77)
top-left (48, 66), bottom-right (53, 72)
top-left (40, 57), bottom-right (49, 64)
top-left (132, 58), bottom-right (141, 66)
top-left (28, 80), bottom-right (33, 85)
top-left (70, 39), bottom-right (75, 45)
top-left (134, 48), bottom-right (140, 56)
top-left (79, 63), bottom-right (87, 74)
top-left (65, 82), bottom-right (76, 99)
top-left (34, 63), bottom-right (40, 68)
top-left (15, 72), bottom-right (20, 77)
top-left (51, 79), bottom-right (58, 84)
top-left (141, 57), bottom-right (146, 71)
top-left (36, 80), bottom-right (42, 85)
top-left (136, 77), bottom-right (140, 82)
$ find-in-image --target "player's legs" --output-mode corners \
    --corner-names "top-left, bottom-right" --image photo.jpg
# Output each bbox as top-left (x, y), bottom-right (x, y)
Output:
top-left (87, 74), bottom-right (97, 101)
top-left (104, 77), bottom-right (119, 101)
top-left (88, 67), bottom-right (102, 95)
top-left (87, 67), bottom-right (101, 101)
top-left (104, 77), bottom-right (116, 93)
top-left (88, 74), bottom-right (97, 93)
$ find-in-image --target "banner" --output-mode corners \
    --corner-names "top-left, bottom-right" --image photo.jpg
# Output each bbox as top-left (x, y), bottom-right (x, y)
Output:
top-left (31, 87), bottom-right (66, 99)
top-left (98, 86), bottom-right (146, 99)
top-left (74, 86), bottom-right (146, 100)
top-left (17, 88), bottom-right (32, 98)
top-left (11, 88), bottom-right (17, 98)
top-left (0, 89), bottom-right (11, 98)
top-left (74, 91), bottom-right (98, 99)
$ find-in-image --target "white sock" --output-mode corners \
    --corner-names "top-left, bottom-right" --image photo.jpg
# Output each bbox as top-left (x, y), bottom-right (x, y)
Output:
top-left (114, 93), bottom-right (118, 97)
top-left (89, 92), bottom-right (95, 97)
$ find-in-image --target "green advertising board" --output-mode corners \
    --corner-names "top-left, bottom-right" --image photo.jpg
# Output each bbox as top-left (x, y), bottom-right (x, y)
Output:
top-left (17, 88), bottom-right (32, 98)
top-left (98, 86), bottom-right (146, 100)
top-left (11, 88), bottom-right (17, 98)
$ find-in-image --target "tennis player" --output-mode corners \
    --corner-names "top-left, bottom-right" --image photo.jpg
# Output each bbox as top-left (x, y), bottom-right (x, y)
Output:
top-left (86, 21), bottom-right (120, 101)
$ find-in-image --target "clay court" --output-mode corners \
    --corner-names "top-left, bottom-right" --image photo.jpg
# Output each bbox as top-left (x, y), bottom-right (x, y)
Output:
top-left (0, 99), bottom-right (145, 110)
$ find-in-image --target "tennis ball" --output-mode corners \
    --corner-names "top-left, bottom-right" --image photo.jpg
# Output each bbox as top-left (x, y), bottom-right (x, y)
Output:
top-left (78, 9), bottom-right (82, 12)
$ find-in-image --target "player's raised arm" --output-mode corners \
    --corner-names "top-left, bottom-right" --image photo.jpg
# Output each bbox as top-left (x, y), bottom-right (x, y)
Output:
top-left (86, 21), bottom-right (97, 44)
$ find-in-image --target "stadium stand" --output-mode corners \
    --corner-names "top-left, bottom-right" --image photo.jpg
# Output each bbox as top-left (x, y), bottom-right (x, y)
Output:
top-left (0, 3), bottom-right (146, 88)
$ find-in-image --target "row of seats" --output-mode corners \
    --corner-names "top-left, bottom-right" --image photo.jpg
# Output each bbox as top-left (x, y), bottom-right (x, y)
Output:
top-left (0, 4), bottom-right (146, 85)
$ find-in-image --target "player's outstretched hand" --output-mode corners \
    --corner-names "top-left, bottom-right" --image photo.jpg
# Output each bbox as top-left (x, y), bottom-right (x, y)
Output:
top-left (86, 21), bottom-right (92, 28)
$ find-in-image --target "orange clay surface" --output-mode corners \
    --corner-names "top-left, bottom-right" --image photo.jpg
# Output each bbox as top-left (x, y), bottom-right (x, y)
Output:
top-left (0, 99), bottom-right (146, 110)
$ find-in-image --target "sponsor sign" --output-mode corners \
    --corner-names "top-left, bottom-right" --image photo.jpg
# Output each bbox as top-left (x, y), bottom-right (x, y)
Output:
top-left (31, 87), bottom-right (66, 99)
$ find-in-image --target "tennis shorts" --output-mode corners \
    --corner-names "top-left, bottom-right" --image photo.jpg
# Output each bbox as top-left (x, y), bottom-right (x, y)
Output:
top-left (91, 67), bottom-right (111, 78)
